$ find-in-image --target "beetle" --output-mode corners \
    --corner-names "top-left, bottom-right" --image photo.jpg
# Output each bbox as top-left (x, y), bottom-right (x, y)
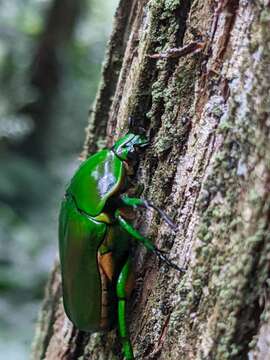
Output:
top-left (59, 132), bottom-right (184, 359)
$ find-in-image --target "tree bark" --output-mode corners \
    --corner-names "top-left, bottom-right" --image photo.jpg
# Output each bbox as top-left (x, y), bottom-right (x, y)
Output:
top-left (32, 0), bottom-right (270, 359)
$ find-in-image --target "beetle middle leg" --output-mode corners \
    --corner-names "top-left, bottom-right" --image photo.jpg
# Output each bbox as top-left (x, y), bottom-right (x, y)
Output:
top-left (121, 195), bottom-right (177, 230)
top-left (116, 257), bottom-right (134, 360)
top-left (115, 210), bottom-right (185, 273)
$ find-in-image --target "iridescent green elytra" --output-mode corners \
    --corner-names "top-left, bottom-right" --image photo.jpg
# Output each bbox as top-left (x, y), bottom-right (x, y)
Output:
top-left (59, 133), bottom-right (184, 359)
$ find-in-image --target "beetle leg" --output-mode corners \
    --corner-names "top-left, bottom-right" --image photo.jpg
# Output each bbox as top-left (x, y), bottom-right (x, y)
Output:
top-left (116, 258), bottom-right (134, 360)
top-left (115, 210), bottom-right (185, 273)
top-left (121, 196), bottom-right (177, 230)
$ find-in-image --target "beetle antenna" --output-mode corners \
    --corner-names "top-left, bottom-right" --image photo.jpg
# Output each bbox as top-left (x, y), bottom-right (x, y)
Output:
top-left (143, 200), bottom-right (177, 231)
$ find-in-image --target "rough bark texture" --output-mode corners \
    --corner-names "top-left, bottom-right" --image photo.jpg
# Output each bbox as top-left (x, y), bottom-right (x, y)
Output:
top-left (32, 0), bottom-right (270, 359)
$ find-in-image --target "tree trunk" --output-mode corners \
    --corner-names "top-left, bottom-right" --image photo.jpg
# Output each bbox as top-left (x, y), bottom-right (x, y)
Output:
top-left (32, 0), bottom-right (270, 359)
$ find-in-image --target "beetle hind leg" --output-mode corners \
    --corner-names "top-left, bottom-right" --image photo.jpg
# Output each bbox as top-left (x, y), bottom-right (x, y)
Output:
top-left (116, 258), bottom-right (134, 360)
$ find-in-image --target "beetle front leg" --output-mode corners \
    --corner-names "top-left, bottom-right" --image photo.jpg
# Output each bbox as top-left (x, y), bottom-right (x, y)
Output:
top-left (117, 258), bottom-right (134, 360)
top-left (115, 210), bottom-right (185, 273)
top-left (121, 195), bottom-right (177, 230)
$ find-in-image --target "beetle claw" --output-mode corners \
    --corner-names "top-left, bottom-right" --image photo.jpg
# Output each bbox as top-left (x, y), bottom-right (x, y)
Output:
top-left (153, 247), bottom-right (186, 273)
top-left (143, 200), bottom-right (177, 231)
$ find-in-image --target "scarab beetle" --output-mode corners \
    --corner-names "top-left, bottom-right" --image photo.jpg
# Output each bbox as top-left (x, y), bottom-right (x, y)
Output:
top-left (59, 132), bottom-right (183, 359)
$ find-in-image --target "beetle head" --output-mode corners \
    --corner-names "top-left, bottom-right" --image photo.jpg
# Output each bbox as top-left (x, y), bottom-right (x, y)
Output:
top-left (112, 133), bottom-right (148, 161)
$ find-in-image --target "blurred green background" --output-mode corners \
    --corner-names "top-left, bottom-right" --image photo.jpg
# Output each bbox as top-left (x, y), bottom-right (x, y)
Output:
top-left (0, 0), bottom-right (118, 358)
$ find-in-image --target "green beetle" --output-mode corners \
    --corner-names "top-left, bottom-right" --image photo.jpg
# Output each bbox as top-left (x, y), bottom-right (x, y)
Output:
top-left (59, 133), bottom-right (184, 359)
